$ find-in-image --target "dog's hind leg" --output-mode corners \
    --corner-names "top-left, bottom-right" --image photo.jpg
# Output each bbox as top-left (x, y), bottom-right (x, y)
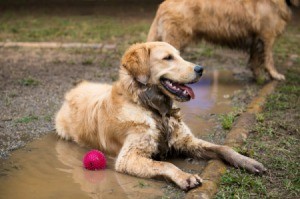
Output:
top-left (170, 123), bottom-right (267, 174)
top-left (161, 23), bottom-right (192, 51)
top-left (262, 36), bottom-right (285, 80)
top-left (115, 133), bottom-right (202, 190)
top-left (248, 38), bottom-right (265, 81)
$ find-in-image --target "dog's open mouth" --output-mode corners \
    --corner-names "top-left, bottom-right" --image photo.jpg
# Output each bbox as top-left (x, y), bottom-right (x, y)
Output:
top-left (160, 78), bottom-right (195, 100)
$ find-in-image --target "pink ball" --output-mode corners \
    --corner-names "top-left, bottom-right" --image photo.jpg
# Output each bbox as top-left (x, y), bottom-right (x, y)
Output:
top-left (83, 150), bottom-right (106, 170)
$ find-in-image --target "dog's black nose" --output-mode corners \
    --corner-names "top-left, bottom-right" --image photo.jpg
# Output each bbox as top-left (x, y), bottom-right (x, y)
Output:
top-left (194, 65), bottom-right (204, 75)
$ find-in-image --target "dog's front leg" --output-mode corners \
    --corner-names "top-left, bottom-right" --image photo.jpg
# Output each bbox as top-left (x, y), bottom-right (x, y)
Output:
top-left (262, 36), bottom-right (285, 80)
top-left (115, 132), bottom-right (202, 190)
top-left (170, 122), bottom-right (267, 174)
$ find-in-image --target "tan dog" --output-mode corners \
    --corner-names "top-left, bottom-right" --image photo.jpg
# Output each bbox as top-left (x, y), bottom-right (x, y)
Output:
top-left (55, 42), bottom-right (266, 190)
top-left (147, 0), bottom-right (299, 81)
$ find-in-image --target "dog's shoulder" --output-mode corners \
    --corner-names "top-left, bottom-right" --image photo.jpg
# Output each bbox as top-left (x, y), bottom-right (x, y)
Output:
top-left (117, 101), bottom-right (157, 129)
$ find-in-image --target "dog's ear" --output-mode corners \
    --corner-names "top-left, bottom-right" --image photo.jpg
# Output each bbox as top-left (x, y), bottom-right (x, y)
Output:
top-left (121, 43), bottom-right (150, 85)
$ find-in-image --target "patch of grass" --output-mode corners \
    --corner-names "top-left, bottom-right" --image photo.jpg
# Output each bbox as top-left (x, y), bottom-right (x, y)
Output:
top-left (216, 170), bottom-right (266, 199)
top-left (81, 58), bottom-right (94, 65)
top-left (135, 181), bottom-right (150, 189)
top-left (15, 115), bottom-right (38, 123)
top-left (220, 112), bottom-right (236, 130)
top-left (19, 77), bottom-right (39, 86)
top-left (43, 115), bottom-right (52, 122)
top-left (0, 11), bottom-right (150, 42)
top-left (201, 47), bottom-right (214, 57)
top-left (256, 113), bottom-right (265, 123)
top-left (216, 63), bottom-right (300, 198)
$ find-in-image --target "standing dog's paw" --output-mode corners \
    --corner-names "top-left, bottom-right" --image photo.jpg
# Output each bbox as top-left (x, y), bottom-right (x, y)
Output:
top-left (175, 173), bottom-right (202, 191)
top-left (270, 71), bottom-right (285, 81)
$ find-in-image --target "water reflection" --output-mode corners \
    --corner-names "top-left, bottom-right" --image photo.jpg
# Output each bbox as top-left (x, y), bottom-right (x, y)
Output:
top-left (183, 70), bottom-right (219, 113)
top-left (55, 138), bottom-right (165, 199)
top-left (178, 70), bottom-right (242, 137)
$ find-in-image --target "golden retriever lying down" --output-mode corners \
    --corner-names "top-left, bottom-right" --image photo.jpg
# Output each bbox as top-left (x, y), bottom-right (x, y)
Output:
top-left (148, 0), bottom-right (299, 81)
top-left (55, 42), bottom-right (266, 190)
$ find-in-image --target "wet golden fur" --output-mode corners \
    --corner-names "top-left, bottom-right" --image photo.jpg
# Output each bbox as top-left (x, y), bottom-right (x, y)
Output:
top-left (55, 42), bottom-right (266, 190)
top-left (147, 0), bottom-right (299, 81)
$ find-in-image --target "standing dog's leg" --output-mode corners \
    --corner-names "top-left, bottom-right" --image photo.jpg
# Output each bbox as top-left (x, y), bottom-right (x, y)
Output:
top-left (249, 38), bottom-right (265, 81)
top-left (170, 122), bottom-right (267, 174)
top-left (263, 36), bottom-right (285, 80)
top-left (115, 132), bottom-right (202, 190)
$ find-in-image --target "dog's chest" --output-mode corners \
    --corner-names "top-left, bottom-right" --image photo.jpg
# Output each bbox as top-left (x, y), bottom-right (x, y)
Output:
top-left (153, 113), bottom-right (181, 160)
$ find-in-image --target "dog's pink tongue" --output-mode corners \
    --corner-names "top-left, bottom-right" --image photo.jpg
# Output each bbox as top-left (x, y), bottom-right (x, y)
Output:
top-left (177, 84), bottom-right (195, 99)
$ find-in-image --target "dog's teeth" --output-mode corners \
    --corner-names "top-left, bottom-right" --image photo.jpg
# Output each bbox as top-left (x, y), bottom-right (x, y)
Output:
top-left (183, 90), bottom-right (188, 95)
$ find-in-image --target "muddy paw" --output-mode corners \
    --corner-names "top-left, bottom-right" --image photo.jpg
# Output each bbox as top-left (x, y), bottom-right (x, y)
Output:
top-left (223, 148), bottom-right (267, 174)
top-left (175, 173), bottom-right (202, 191)
top-left (242, 157), bottom-right (267, 174)
top-left (232, 155), bottom-right (267, 174)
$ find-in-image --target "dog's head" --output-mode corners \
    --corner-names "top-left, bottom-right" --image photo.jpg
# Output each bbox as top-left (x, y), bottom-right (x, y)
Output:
top-left (121, 42), bottom-right (203, 102)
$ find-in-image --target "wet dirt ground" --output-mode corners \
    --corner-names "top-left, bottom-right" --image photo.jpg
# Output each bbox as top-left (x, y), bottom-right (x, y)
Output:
top-left (0, 69), bottom-right (250, 199)
top-left (0, 36), bottom-right (258, 160)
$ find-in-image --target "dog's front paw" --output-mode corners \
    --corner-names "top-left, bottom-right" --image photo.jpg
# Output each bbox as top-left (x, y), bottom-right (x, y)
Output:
top-left (240, 156), bottom-right (267, 174)
top-left (222, 147), bottom-right (267, 174)
top-left (175, 173), bottom-right (202, 191)
top-left (231, 154), bottom-right (267, 174)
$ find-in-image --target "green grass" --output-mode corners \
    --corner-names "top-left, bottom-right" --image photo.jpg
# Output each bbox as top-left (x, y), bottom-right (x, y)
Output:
top-left (200, 46), bottom-right (215, 57)
top-left (43, 115), bottom-right (52, 122)
top-left (216, 170), bottom-right (267, 199)
top-left (81, 58), bottom-right (94, 65)
top-left (19, 77), bottom-right (40, 86)
top-left (216, 67), bottom-right (300, 198)
top-left (0, 11), bottom-right (150, 42)
top-left (220, 113), bottom-right (236, 130)
top-left (15, 115), bottom-right (39, 123)
top-left (255, 113), bottom-right (265, 123)
top-left (136, 181), bottom-right (150, 188)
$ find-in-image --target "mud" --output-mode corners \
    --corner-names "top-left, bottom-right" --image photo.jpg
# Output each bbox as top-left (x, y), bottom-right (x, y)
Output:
top-left (0, 69), bottom-right (246, 199)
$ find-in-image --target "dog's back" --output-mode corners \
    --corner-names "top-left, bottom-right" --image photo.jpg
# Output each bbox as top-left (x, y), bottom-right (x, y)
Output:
top-left (55, 82), bottom-right (112, 149)
top-left (148, 0), bottom-right (297, 80)
top-left (147, 0), bottom-right (292, 50)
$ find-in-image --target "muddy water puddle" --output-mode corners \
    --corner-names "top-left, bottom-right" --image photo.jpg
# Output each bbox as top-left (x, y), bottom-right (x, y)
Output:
top-left (0, 70), bottom-right (244, 199)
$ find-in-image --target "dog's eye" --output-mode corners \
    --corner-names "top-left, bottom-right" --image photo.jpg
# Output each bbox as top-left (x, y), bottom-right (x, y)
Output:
top-left (163, 55), bottom-right (174, 61)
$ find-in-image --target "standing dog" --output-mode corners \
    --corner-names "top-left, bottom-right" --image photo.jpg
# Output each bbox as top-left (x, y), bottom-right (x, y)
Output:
top-left (55, 42), bottom-right (266, 190)
top-left (147, 0), bottom-right (299, 81)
